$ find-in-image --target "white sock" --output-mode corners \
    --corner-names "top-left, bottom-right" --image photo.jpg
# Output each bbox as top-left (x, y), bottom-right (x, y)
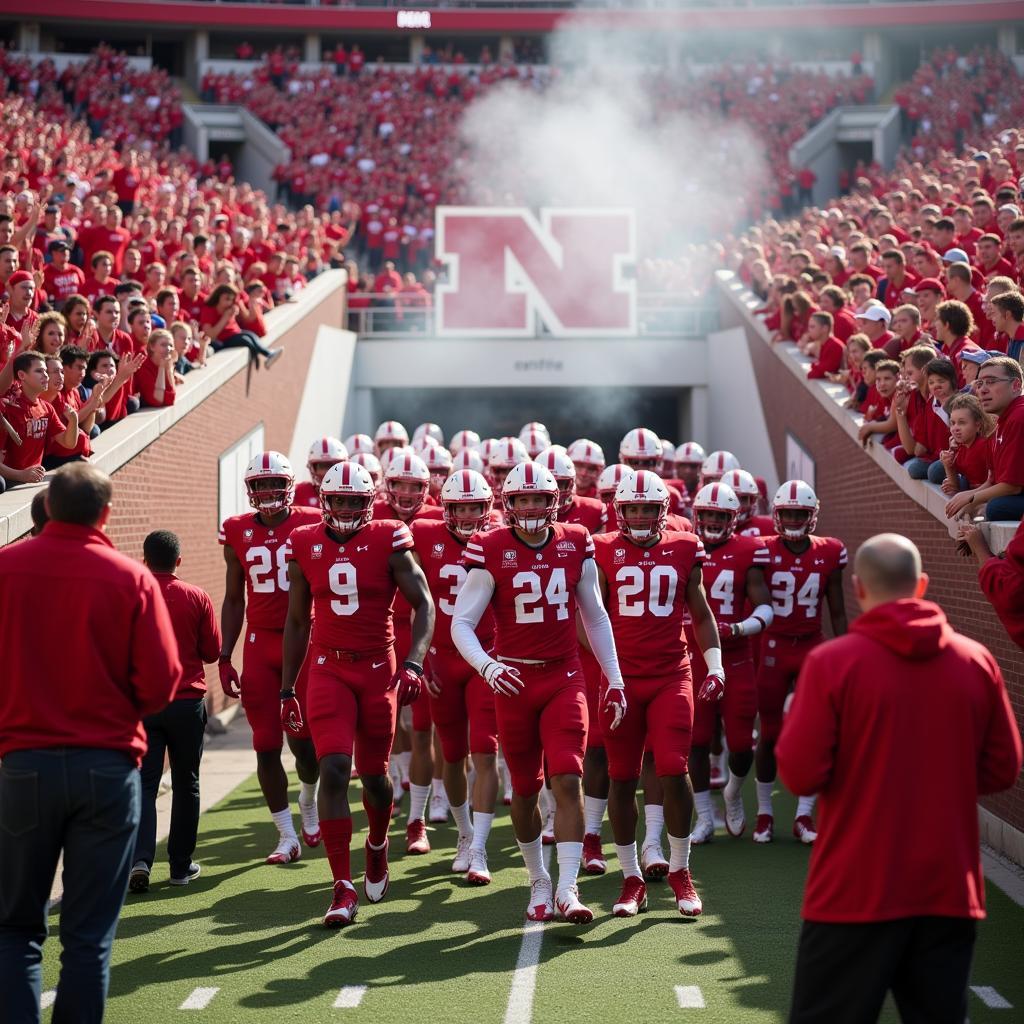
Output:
top-left (643, 803), bottom-right (665, 849)
top-left (539, 786), bottom-right (554, 816)
top-left (693, 789), bottom-right (714, 821)
top-left (583, 796), bottom-right (607, 836)
top-left (398, 751), bottom-right (411, 780)
top-left (517, 835), bottom-right (549, 882)
top-left (408, 782), bottom-right (431, 822)
top-left (556, 840), bottom-right (583, 896)
top-left (724, 770), bottom-right (747, 803)
top-left (616, 842), bottom-right (641, 879)
top-left (668, 833), bottom-right (691, 872)
top-left (796, 795), bottom-right (817, 819)
top-left (299, 780), bottom-right (318, 806)
top-left (271, 807), bottom-right (296, 840)
top-left (471, 812), bottom-right (494, 852)
top-left (450, 800), bottom-right (472, 838)
top-left (432, 778), bottom-right (447, 802)
top-left (756, 780), bottom-right (774, 817)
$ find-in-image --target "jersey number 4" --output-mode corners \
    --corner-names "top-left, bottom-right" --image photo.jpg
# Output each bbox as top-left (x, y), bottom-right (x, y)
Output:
top-left (615, 566), bottom-right (679, 617)
top-left (513, 569), bottom-right (569, 623)
top-left (769, 570), bottom-right (820, 618)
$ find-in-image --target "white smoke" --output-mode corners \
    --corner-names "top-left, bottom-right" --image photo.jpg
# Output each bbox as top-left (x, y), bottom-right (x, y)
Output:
top-left (455, 31), bottom-right (770, 269)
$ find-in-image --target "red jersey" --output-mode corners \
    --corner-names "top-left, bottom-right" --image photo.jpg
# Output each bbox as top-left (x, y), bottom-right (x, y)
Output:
top-left (0, 391), bottom-right (67, 470)
top-left (42, 263), bottom-right (85, 303)
top-left (593, 529), bottom-right (704, 676)
top-left (153, 572), bottom-right (221, 699)
top-left (992, 396), bottom-right (1024, 489)
top-left (293, 480), bottom-right (320, 508)
top-left (558, 494), bottom-right (604, 533)
top-left (219, 507), bottom-right (321, 630)
top-left (465, 522), bottom-right (593, 663)
top-left (412, 518), bottom-right (495, 653)
top-left (763, 535), bottom-right (847, 638)
top-left (738, 514), bottom-right (775, 538)
top-left (691, 534), bottom-right (770, 646)
top-left (286, 518), bottom-right (413, 653)
top-left (372, 499), bottom-right (443, 625)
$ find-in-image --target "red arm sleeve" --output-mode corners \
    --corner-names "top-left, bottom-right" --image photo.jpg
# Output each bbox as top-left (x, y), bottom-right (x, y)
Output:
top-left (775, 646), bottom-right (838, 795)
top-left (197, 592), bottom-right (223, 665)
top-left (130, 573), bottom-right (184, 715)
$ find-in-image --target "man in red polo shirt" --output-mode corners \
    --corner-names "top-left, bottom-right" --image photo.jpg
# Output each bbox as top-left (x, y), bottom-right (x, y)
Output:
top-left (779, 534), bottom-right (1021, 1024)
top-left (946, 356), bottom-right (1024, 522)
top-left (0, 351), bottom-right (78, 487)
top-left (806, 312), bottom-right (845, 379)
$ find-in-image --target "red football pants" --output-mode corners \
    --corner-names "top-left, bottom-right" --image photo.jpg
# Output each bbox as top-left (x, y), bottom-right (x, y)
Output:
top-left (241, 627), bottom-right (311, 751)
top-left (396, 617), bottom-right (433, 731)
top-left (426, 647), bottom-right (498, 763)
top-left (494, 656), bottom-right (587, 797)
top-left (581, 647), bottom-right (604, 751)
top-left (305, 643), bottom-right (397, 776)
top-left (691, 642), bottom-right (758, 754)
top-left (756, 633), bottom-right (824, 744)
top-left (604, 666), bottom-right (694, 781)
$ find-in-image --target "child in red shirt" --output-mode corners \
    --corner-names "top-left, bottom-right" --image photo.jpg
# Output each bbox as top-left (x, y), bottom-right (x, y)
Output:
top-left (940, 394), bottom-right (993, 495)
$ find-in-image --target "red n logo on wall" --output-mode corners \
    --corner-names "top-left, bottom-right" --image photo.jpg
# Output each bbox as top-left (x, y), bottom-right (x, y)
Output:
top-left (435, 208), bottom-right (637, 337)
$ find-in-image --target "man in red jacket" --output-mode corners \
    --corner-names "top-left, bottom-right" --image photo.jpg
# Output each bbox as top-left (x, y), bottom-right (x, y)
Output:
top-left (0, 464), bottom-right (182, 1023)
top-left (130, 531), bottom-right (223, 894)
top-left (958, 520), bottom-right (1024, 652)
top-left (778, 534), bottom-right (1022, 1024)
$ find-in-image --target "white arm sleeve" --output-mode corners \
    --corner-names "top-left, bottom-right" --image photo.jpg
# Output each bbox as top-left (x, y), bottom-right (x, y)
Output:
top-left (576, 558), bottom-right (625, 690)
top-left (451, 567), bottom-right (497, 677)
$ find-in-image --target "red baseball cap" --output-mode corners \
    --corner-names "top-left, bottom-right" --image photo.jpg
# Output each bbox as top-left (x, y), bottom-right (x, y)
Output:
top-left (906, 277), bottom-right (945, 296)
top-left (6, 270), bottom-right (33, 288)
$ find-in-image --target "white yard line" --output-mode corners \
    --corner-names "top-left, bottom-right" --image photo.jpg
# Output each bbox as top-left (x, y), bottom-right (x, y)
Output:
top-left (333, 985), bottom-right (368, 1008)
top-left (503, 846), bottom-right (552, 1024)
top-left (971, 986), bottom-right (1013, 1010)
top-left (674, 985), bottom-right (706, 1009)
top-left (40, 991), bottom-right (56, 1009)
top-left (179, 986), bottom-right (220, 1010)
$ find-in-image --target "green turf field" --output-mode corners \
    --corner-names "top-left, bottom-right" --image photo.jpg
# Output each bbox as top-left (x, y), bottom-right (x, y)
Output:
top-left (41, 775), bottom-right (1024, 1023)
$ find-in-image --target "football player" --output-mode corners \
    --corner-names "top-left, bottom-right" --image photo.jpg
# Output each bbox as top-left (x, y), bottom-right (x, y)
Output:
top-left (375, 419), bottom-right (409, 456)
top-left (519, 421), bottom-right (551, 458)
top-left (449, 428), bottom-right (481, 454)
top-left (567, 438), bottom-right (605, 499)
top-left (294, 437), bottom-right (348, 508)
top-left (423, 444), bottom-right (454, 500)
top-left (412, 470), bottom-right (500, 883)
top-left (486, 437), bottom-right (530, 505)
top-left (619, 428), bottom-right (687, 515)
top-left (687, 483), bottom-right (773, 844)
top-left (452, 447), bottom-right (485, 474)
top-left (593, 471), bottom-right (722, 918)
top-left (700, 451), bottom-right (741, 486)
top-left (413, 422), bottom-right (444, 448)
top-left (350, 451), bottom-right (383, 490)
top-left (344, 433), bottom-right (375, 457)
top-left (674, 442), bottom-right (706, 511)
top-left (451, 462), bottom-right (626, 923)
top-left (722, 469), bottom-right (774, 538)
top-left (282, 462), bottom-right (435, 927)
top-left (219, 453), bottom-right (322, 864)
top-left (753, 481), bottom-right (847, 844)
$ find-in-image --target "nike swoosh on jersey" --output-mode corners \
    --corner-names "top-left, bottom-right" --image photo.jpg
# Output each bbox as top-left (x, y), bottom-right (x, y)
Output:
top-left (567, 670), bottom-right (577, 677)
top-left (372, 661), bottom-right (387, 669)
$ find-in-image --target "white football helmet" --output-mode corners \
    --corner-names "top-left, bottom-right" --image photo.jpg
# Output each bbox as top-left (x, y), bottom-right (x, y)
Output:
top-left (320, 461), bottom-right (376, 534)
top-left (519, 424), bottom-right (551, 459)
top-left (772, 480), bottom-right (819, 539)
top-left (375, 419), bottom-right (409, 453)
top-left (449, 429), bottom-right (481, 454)
top-left (452, 447), bottom-right (485, 474)
top-left (535, 447), bottom-right (576, 512)
top-left (440, 469), bottom-right (493, 540)
top-left (597, 463), bottom-right (636, 503)
top-left (379, 445), bottom-right (414, 475)
top-left (660, 440), bottom-right (677, 468)
top-left (244, 451), bottom-right (295, 514)
top-left (692, 482), bottom-right (741, 544)
top-left (567, 438), bottom-right (606, 492)
top-left (476, 438), bottom-right (500, 463)
top-left (306, 437), bottom-right (348, 487)
top-left (720, 469), bottom-right (759, 524)
top-left (384, 450), bottom-right (430, 516)
top-left (502, 461), bottom-right (559, 533)
top-left (614, 470), bottom-right (669, 542)
top-left (487, 437), bottom-right (530, 496)
top-left (413, 422), bottom-right (444, 446)
top-left (619, 427), bottom-right (663, 471)
top-left (701, 450), bottom-right (741, 484)
top-left (675, 441), bottom-right (706, 468)
top-left (350, 451), bottom-right (383, 488)
top-left (423, 444), bottom-right (454, 495)
top-left (344, 433), bottom-right (375, 457)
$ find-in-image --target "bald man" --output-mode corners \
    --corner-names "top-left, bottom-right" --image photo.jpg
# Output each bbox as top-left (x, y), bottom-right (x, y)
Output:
top-left (777, 534), bottom-right (1021, 1024)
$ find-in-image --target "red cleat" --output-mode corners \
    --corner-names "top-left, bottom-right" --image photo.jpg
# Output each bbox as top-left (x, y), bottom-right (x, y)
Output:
top-left (612, 876), bottom-right (648, 917)
top-left (405, 819), bottom-right (430, 855)
top-left (323, 880), bottom-right (358, 927)
top-left (667, 869), bottom-right (703, 917)
top-left (266, 837), bottom-right (301, 865)
top-left (302, 826), bottom-right (322, 848)
top-left (364, 839), bottom-right (390, 903)
top-left (582, 833), bottom-right (606, 875)
top-left (555, 886), bottom-right (594, 924)
top-left (753, 814), bottom-right (774, 844)
top-left (793, 815), bottom-right (818, 844)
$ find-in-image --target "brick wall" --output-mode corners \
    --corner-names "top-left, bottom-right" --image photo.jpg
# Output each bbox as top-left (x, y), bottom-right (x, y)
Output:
top-left (719, 297), bottom-right (1024, 833)
top-left (105, 291), bottom-right (343, 715)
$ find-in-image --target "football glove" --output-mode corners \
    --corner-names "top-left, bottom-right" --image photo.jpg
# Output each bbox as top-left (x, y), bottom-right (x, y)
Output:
top-left (281, 694), bottom-right (304, 733)
top-left (482, 660), bottom-right (523, 697)
top-left (603, 686), bottom-right (627, 731)
top-left (391, 665), bottom-right (423, 707)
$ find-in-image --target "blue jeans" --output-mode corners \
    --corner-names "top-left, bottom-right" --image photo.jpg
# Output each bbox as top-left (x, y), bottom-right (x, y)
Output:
top-left (985, 494), bottom-right (1024, 522)
top-left (904, 457), bottom-right (931, 480)
top-left (0, 748), bottom-right (140, 1024)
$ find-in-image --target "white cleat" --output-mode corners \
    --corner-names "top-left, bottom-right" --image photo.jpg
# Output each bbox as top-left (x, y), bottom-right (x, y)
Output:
top-left (429, 789), bottom-right (450, 824)
top-left (724, 794), bottom-right (747, 837)
top-left (265, 836), bottom-right (301, 865)
top-left (689, 816), bottom-right (715, 845)
top-left (555, 885), bottom-right (594, 924)
top-left (640, 842), bottom-right (669, 881)
top-left (526, 876), bottom-right (554, 921)
top-left (467, 848), bottom-right (492, 886)
top-left (541, 805), bottom-right (555, 846)
top-left (451, 834), bottom-right (474, 873)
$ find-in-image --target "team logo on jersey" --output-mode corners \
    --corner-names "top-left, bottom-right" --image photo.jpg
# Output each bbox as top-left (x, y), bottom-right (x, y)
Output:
top-left (556, 540), bottom-right (575, 552)
top-left (317, 655), bottom-right (326, 665)
top-left (357, 545), bottom-right (370, 552)
top-left (432, 543), bottom-right (445, 558)
top-left (502, 549), bottom-right (517, 568)
top-left (774, 555), bottom-right (782, 563)
top-left (814, 558), bottom-right (826, 565)
top-left (243, 529), bottom-right (254, 540)
top-left (312, 544), bottom-right (323, 559)
top-left (613, 547), bottom-right (626, 564)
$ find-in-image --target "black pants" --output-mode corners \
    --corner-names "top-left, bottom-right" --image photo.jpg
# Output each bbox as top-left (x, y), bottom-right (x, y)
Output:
top-left (0, 748), bottom-right (140, 1024)
top-left (133, 698), bottom-right (207, 877)
top-left (790, 916), bottom-right (976, 1024)
top-left (212, 331), bottom-right (273, 363)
